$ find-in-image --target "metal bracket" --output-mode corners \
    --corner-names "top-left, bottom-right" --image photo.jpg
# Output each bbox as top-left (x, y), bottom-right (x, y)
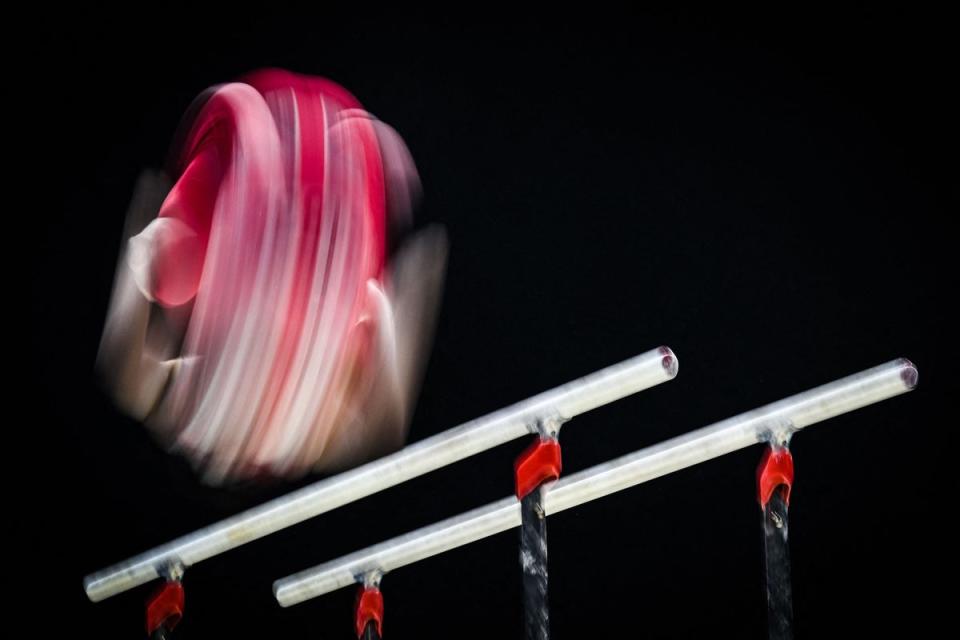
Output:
top-left (527, 414), bottom-right (566, 440)
top-left (759, 421), bottom-right (795, 449)
top-left (157, 560), bottom-right (186, 583)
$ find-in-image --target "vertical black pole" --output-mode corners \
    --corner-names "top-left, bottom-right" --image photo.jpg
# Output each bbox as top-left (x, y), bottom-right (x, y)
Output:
top-left (763, 488), bottom-right (793, 639)
top-left (520, 485), bottom-right (549, 640)
top-left (763, 490), bottom-right (793, 640)
top-left (758, 441), bottom-right (794, 640)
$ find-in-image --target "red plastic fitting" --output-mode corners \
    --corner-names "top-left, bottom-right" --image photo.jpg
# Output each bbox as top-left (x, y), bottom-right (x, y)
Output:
top-left (514, 437), bottom-right (562, 500)
top-left (757, 445), bottom-right (794, 508)
top-left (146, 580), bottom-right (185, 636)
top-left (354, 586), bottom-right (384, 638)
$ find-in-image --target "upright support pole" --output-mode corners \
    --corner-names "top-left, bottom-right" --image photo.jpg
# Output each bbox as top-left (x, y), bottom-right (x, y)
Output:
top-left (757, 443), bottom-right (795, 640)
top-left (514, 418), bottom-right (563, 640)
top-left (519, 486), bottom-right (550, 640)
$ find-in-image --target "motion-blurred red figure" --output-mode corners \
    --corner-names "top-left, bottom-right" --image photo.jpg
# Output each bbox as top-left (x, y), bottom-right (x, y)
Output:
top-left (98, 69), bottom-right (446, 484)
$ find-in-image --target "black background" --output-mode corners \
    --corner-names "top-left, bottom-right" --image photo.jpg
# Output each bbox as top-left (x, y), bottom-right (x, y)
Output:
top-left (25, 9), bottom-right (955, 639)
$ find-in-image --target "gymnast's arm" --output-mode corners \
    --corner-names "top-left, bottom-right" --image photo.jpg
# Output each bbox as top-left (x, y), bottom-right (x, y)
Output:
top-left (96, 172), bottom-right (183, 421)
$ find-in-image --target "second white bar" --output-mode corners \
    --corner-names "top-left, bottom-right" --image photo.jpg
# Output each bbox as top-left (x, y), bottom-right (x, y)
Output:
top-left (274, 357), bottom-right (917, 607)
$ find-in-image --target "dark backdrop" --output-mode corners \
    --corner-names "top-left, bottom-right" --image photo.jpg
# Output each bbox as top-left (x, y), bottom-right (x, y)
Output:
top-left (25, 10), bottom-right (955, 639)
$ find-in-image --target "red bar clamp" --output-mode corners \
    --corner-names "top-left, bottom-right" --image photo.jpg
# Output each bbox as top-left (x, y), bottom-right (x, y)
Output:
top-left (146, 580), bottom-right (185, 637)
top-left (757, 445), bottom-right (794, 508)
top-left (354, 585), bottom-right (384, 638)
top-left (514, 437), bottom-right (562, 500)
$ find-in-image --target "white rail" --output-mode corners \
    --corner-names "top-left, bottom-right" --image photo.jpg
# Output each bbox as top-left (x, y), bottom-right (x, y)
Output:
top-left (274, 357), bottom-right (916, 607)
top-left (84, 346), bottom-right (678, 602)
